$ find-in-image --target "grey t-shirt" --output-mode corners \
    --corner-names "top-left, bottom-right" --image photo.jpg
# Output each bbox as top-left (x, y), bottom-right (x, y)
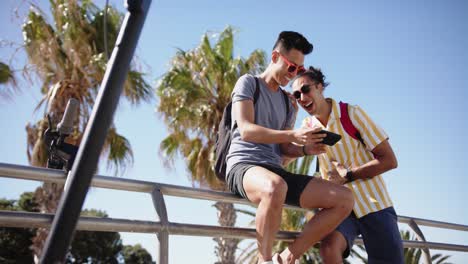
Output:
top-left (226, 74), bottom-right (296, 174)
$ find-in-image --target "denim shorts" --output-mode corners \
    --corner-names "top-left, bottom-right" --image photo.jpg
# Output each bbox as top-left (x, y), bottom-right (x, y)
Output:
top-left (226, 162), bottom-right (314, 207)
top-left (337, 206), bottom-right (404, 264)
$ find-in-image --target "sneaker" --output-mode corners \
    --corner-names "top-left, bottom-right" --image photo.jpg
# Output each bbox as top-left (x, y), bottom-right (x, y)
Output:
top-left (272, 253), bottom-right (282, 264)
top-left (260, 254), bottom-right (280, 264)
top-left (272, 253), bottom-right (300, 264)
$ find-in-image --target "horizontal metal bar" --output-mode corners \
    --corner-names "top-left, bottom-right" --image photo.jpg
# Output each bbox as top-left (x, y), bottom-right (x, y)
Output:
top-left (0, 210), bottom-right (161, 233)
top-left (0, 162), bottom-right (65, 183)
top-left (399, 215), bottom-right (468, 232)
top-left (399, 240), bottom-right (468, 252)
top-left (0, 163), bottom-right (306, 211)
top-left (1, 163), bottom-right (468, 232)
top-left (0, 162), bottom-right (155, 193)
top-left (0, 210), bottom-right (295, 240)
top-left (1, 211), bottom-right (467, 252)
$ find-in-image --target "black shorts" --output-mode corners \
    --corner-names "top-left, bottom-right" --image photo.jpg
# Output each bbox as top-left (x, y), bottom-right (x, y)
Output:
top-left (226, 162), bottom-right (314, 207)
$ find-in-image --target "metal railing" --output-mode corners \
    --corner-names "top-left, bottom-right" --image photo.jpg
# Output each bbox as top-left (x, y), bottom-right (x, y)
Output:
top-left (1, 162), bottom-right (467, 264)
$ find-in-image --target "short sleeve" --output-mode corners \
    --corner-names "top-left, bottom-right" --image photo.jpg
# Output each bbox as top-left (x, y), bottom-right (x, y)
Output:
top-left (232, 74), bottom-right (256, 103)
top-left (349, 105), bottom-right (388, 151)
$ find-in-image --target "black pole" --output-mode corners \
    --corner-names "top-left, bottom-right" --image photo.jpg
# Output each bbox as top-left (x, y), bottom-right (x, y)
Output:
top-left (40, 1), bottom-right (152, 263)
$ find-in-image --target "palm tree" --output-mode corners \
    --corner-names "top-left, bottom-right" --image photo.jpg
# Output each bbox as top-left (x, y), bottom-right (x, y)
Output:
top-left (351, 230), bottom-right (453, 264)
top-left (17, 0), bottom-right (152, 258)
top-left (236, 156), bottom-right (323, 264)
top-left (156, 26), bottom-right (266, 263)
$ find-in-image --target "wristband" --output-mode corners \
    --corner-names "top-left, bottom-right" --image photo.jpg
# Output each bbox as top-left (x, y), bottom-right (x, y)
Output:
top-left (302, 145), bottom-right (307, 156)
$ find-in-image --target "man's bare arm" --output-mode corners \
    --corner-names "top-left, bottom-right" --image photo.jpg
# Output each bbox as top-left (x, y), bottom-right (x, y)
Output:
top-left (233, 100), bottom-right (317, 145)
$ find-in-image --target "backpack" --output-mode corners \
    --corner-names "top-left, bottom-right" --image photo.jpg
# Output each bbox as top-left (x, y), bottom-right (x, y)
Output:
top-left (214, 76), bottom-right (290, 181)
top-left (315, 101), bottom-right (365, 172)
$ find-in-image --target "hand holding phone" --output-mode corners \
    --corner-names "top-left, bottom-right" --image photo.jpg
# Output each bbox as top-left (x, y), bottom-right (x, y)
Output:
top-left (317, 130), bottom-right (341, 146)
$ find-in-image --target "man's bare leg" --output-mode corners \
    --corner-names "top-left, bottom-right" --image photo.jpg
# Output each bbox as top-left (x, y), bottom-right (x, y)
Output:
top-left (243, 166), bottom-right (288, 263)
top-left (279, 178), bottom-right (354, 263)
top-left (320, 231), bottom-right (348, 264)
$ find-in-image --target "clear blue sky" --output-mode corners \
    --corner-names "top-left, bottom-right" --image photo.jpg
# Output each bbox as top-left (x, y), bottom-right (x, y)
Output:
top-left (1, 0), bottom-right (467, 263)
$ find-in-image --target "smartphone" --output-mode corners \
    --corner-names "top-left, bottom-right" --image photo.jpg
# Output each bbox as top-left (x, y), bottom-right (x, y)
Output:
top-left (317, 130), bottom-right (342, 146)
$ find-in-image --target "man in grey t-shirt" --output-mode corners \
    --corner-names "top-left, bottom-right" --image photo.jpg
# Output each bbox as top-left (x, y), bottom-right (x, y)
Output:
top-left (226, 31), bottom-right (354, 264)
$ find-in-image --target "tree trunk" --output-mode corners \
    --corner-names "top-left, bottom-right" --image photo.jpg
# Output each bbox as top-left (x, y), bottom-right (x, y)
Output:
top-left (213, 201), bottom-right (239, 264)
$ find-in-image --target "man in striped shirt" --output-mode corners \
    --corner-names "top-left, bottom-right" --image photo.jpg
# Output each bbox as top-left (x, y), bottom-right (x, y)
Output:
top-left (291, 67), bottom-right (404, 264)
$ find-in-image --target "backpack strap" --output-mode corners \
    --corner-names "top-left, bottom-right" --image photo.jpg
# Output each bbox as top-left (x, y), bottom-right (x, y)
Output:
top-left (280, 89), bottom-right (290, 118)
top-left (280, 89), bottom-right (291, 129)
top-left (253, 77), bottom-right (260, 104)
top-left (339, 101), bottom-right (365, 146)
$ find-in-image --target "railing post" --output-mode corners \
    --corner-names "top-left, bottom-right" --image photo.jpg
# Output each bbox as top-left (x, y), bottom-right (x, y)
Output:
top-left (409, 219), bottom-right (432, 264)
top-left (151, 184), bottom-right (169, 264)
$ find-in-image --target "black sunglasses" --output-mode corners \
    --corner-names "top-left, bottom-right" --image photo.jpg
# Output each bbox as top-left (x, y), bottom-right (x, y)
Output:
top-left (293, 84), bottom-right (311, 99)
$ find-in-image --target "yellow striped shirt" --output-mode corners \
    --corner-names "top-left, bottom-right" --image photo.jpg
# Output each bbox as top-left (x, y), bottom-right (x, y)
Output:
top-left (302, 98), bottom-right (393, 218)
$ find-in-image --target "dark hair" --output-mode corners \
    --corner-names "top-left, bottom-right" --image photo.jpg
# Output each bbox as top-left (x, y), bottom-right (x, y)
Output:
top-left (294, 66), bottom-right (330, 88)
top-left (273, 31), bottom-right (313, 55)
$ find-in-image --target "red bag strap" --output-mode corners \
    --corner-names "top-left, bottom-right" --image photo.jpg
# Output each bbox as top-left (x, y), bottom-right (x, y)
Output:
top-left (339, 101), bottom-right (365, 146)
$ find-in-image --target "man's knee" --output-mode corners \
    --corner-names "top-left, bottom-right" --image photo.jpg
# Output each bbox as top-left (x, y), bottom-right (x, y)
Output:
top-left (340, 187), bottom-right (354, 213)
top-left (261, 178), bottom-right (287, 205)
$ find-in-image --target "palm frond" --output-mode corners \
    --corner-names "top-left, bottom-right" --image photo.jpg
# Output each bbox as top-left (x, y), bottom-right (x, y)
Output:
top-left (159, 132), bottom-right (186, 167)
top-left (104, 127), bottom-right (134, 176)
top-left (433, 254), bottom-right (452, 264)
top-left (0, 62), bottom-right (16, 85)
top-left (0, 62), bottom-right (18, 99)
top-left (214, 26), bottom-right (234, 62)
top-left (123, 70), bottom-right (153, 105)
